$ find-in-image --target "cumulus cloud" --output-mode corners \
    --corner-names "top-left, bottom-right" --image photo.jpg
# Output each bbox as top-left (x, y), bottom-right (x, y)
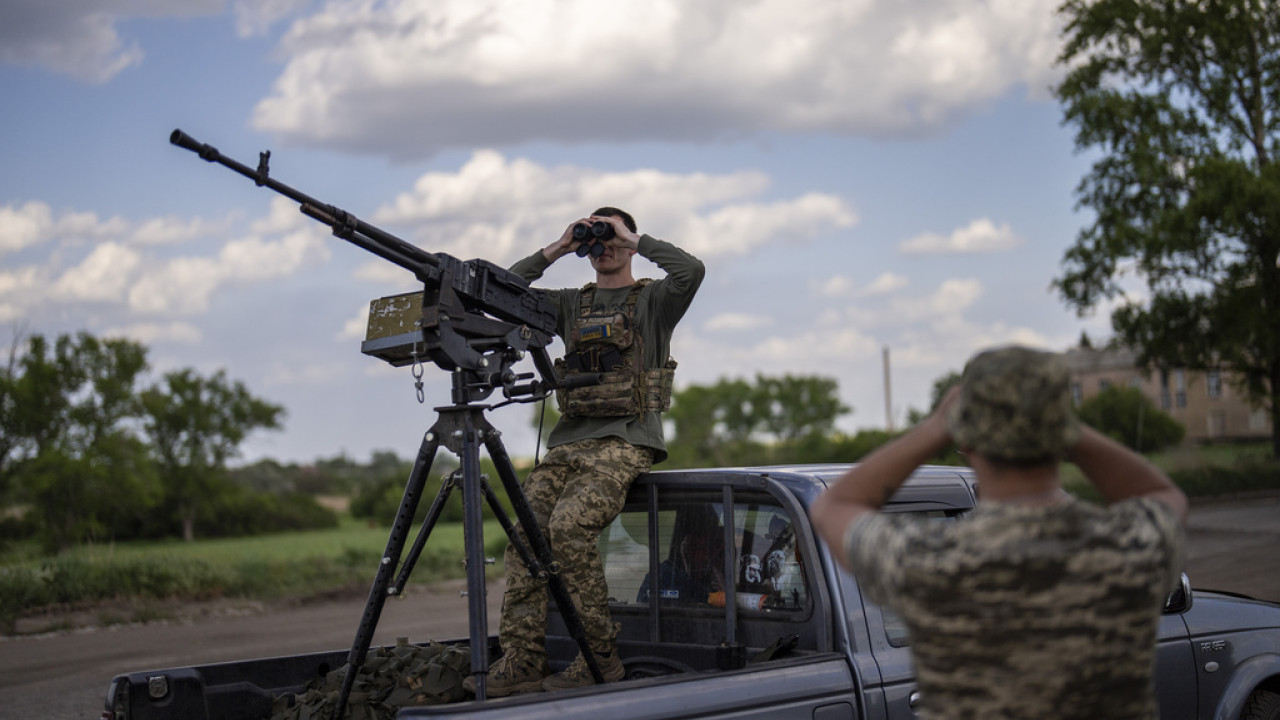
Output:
top-left (812, 271), bottom-right (908, 299)
top-left (131, 215), bottom-right (229, 246)
top-left (0, 197), bottom-right (331, 322)
top-left (705, 312), bottom-right (771, 332)
top-left (0, 201), bottom-right (137, 255)
top-left (372, 151), bottom-right (855, 264)
top-left (0, 1), bottom-right (220, 83)
top-left (128, 226), bottom-right (331, 314)
top-left (898, 218), bottom-right (1022, 255)
top-left (252, 0), bottom-right (1065, 157)
top-left (232, 0), bottom-right (313, 37)
top-left (52, 242), bottom-right (143, 302)
top-left (103, 321), bottom-right (204, 345)
top-left (0, 202), bottom-right (54, 254)
top-left (861, 272), bottom-right (909, 296)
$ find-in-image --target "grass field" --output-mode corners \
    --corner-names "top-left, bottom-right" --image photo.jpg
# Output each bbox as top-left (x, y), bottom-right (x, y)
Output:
top-left (0, 517), bottom-right (507, 633)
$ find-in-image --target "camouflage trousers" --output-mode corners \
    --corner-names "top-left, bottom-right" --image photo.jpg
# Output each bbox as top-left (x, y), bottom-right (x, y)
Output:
top-left (498, 437), bottom-right (653, 658)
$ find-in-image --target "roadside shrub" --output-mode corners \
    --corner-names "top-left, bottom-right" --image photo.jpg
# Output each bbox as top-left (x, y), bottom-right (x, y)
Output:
top-left (1167, 461), bottom-right (1280, 497)
top-left (1077, 387), bottom-right (1185, 452)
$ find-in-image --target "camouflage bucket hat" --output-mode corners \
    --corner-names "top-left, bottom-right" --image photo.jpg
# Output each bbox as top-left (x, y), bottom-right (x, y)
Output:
top-left (946, 346), bottom-right (1080, 461)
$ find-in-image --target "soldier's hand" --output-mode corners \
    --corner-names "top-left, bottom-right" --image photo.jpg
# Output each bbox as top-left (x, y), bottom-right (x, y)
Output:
top-left (543, 219), bottom-right (591, 262)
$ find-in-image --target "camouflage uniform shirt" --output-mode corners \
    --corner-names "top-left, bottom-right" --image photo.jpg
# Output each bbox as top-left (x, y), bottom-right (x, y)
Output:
top-left (845, 497), bottom-right (1184, 720)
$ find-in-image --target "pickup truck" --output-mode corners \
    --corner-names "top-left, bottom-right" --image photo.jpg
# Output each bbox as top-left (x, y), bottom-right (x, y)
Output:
top-left (103, 463), bottom-right (1280, 720)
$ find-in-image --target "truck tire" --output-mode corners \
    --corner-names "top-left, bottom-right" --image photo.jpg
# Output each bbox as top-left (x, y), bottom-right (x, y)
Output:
top-left (1243, 688), bottom-right (1280, 720)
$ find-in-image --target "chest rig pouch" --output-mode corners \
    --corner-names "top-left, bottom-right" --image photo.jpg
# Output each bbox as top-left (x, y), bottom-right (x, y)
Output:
top-left (554, 279), bottom-right (676, 417)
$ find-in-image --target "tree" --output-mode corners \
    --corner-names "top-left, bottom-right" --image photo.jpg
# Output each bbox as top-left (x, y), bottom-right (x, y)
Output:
top-left (1053, 0), bottom-right (1280, 457)
top-left (667, 374), bottom-right (850, 467)
top-left (1077, 386), bottom-right (1185, 452)
top-left (755, 374), bottom-right (851, 444)
top-left (3, 333), bottom-right (160, 549)
top-left (141, 369), bottom-right (285, 541)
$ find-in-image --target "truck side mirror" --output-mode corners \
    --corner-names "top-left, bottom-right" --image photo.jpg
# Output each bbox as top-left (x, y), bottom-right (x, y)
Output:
top-left (1163, 573), bottom-right (1193, 614)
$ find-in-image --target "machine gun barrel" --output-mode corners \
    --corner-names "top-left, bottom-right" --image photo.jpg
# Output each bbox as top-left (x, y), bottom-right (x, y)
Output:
top-left (168, 128), bottom-right (564, 387)
top-left (169, 129), bottom-right (440, 278)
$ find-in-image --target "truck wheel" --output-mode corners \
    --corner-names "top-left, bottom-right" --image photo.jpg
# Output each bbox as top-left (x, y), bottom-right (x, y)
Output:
top-left (1242, 689), bottom-right (1280, 720)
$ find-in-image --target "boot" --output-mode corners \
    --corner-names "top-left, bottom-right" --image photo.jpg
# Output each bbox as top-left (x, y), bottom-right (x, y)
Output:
top-left (461, 650), bottom-right (549, 697)
top-left (540, 649), bottom-right (625, 691)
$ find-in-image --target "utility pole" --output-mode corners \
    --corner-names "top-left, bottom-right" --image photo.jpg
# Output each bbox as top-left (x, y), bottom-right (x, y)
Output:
top-left (883, 346), bottom-right (894, 432)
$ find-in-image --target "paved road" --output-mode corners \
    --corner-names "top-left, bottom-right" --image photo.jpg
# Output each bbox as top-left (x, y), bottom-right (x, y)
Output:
top-left (1, 495), bottom-right (1277, 720)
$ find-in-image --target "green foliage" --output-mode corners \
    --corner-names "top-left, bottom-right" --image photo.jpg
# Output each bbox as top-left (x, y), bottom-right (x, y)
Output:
top-left (142, 368), bottom-right (286, 541)
top-left (1053, 0), bottom-right (1280, 457)
top-left (666, 373), bottom-right (850, 467)
top-left (0, 331), bottom-right (328, 549)
top-left (1, 333), bottom-right (163, 550)
top-left (928, 371), bottom-right (962, 411)
top-left (1076, 386), bottom-right (1185, 452)
top-left (1062, 445), bottom-right (1280, 502)
top-left (349, 456), bottom-right (509, 527)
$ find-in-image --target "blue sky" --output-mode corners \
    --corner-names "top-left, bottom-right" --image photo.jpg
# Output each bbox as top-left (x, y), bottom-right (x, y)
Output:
top-left (0, 0), bottom-right (1121, 465)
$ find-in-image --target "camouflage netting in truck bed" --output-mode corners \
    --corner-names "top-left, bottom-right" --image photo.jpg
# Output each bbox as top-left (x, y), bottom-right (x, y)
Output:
top-left (269, 639), bottom-right (472, 720)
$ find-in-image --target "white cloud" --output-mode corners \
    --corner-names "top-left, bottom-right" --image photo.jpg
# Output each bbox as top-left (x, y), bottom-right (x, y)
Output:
top-left (252, 0), bottom-right (1065, 157)
top-left (52, 242), bottom-right (142, 302)
top-left (705, 312), bottom-right (771, 332)
top-left (0, 266), bottom-right (42, 298)
top-left (130, 215), bottom-right (226, 246)
top-left (374, 151), bottom-right (856, 264)
top-left (232, 0), bottom-right (313, 37)
top-left (339, 304), bottom-right (371, 341)
top-left (0, 202), bottom-right (54, 254)
top-left (812, 275), bottom-right (856, 298)
top-left (0, 1), bottom-right (221, 83)
top-left (899, 218), bottom-right (1022, 255)
top-left (127, 228), bottom-right (331, 314)
top-left (103, 321), bottom-right (203, 345)
top-left (815, 272), bottom-right (909, 299)
top-left (861, 272), bottom-right (909, 296)
top-left (128, 256), bottom-right (223, 314)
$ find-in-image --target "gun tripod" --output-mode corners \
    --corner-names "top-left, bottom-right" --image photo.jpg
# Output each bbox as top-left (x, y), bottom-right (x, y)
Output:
top-left (333, 367), bottom-right (605, 715)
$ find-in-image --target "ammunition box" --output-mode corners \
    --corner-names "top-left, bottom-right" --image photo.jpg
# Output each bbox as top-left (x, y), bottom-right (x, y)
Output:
top-left (362, 292), bottom-right (426, 366)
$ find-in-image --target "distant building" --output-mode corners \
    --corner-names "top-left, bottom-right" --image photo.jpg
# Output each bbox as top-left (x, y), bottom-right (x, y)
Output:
top-left (1062, 346), bottom-right (1273, 444)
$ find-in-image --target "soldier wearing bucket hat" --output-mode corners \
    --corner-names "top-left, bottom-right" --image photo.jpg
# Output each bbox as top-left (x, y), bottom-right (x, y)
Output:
top-left (812, 345), bottom-right (1187, 720)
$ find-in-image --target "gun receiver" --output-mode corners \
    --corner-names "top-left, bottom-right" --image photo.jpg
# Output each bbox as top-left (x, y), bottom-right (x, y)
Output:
top-left (169, 129), bottom-right (561, 398)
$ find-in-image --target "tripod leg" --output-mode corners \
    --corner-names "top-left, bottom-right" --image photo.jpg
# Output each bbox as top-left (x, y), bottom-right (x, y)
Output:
top-left (392, 469), bottom-right (460, 594)
top-left (484, 429), bottom-right (605, 683)
top-left (332, 429), bottom-right (441, 720)
top-left (480, 476), bottom-right (540, 578)
top-left (459, 416), bottom-right (492, 699)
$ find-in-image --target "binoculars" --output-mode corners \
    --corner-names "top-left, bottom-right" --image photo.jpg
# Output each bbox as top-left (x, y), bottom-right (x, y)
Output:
top-left (573, 221), bottom-right (615, 257)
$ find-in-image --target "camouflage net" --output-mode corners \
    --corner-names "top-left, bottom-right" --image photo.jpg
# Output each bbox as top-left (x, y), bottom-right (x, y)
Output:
top-left (268, 639), bottom-right (472, 720)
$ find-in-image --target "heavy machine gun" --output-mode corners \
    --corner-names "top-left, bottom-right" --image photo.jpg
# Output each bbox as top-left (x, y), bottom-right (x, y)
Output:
top-left (169, 129), bottom-right (606, 715)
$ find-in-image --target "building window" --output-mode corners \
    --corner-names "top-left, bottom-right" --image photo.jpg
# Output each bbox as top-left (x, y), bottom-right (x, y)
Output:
top-left (1099, 379), bottom-right (1112, 392)
top-left (1129, 377), bottom-right (1143, 389)
top-left (1175, 370), bottom-right (1187, 408)
top-left (1160, 370), bottom-right (1171, 410)
top-left (1071, 382), bottom-right (1083, 406)
top-left (1207, 371), bottom-right (1222, 399)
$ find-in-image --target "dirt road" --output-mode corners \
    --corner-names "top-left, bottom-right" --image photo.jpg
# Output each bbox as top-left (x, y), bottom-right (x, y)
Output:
top-left (1, 495), bottom-right (1277, 720)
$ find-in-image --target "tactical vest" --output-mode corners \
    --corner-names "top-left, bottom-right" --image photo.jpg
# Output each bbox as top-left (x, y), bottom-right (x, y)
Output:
top-left (554, 279), bottom-right (677, 417)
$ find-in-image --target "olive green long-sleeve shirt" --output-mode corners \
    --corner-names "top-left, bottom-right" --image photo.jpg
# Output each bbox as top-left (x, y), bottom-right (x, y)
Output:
top-left (510, 234), bottom-right (704, 463)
